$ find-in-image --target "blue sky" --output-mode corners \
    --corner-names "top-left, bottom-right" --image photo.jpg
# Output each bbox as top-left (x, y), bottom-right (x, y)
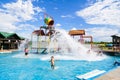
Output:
top-left (0, 0), bottom-right (120, 42)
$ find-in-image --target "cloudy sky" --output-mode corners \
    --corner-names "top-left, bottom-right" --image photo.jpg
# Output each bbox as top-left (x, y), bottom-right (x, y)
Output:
top-left (0, 0), bottom-right (120, 42)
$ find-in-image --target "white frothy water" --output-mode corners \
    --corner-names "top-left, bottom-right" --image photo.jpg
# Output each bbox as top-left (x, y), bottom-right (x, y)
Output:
top-left (18, 39), bottom-right (30, 51)
top-left (48, 29), bottom-right (86, 54)
top-left (15, 28), bottom-right (107, 61)
top-left (12, 53), bottom-right (107, 61)
top-left (12, 53), bottom-right (40, 58)
top-left (48, 29), bottom-right (106, 61)
top-left (42, 28), bottom-right (107, 61)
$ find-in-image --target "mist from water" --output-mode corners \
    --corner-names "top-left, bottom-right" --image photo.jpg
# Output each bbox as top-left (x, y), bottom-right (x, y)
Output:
top-left (18, 39), bottom-right (29, 51)
top-left (16, 28), bottom-right (107, 61)
top-left (45, 28), bottom-right (107, 61)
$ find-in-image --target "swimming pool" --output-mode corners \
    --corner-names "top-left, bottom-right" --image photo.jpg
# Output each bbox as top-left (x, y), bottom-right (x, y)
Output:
top-left (0, 51), bottom-right (119, 80)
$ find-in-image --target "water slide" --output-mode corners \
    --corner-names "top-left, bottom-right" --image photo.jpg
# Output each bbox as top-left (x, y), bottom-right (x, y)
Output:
top-left (76, 69), bottom-right (106, 80)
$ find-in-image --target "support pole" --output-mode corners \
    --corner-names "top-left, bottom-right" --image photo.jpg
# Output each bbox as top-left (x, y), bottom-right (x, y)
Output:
top-left (31, 33), bottom-right (33, 52)
top-left (37, 34), bottom-right (39, 53)
top-left (83, 36), bottom-right (93, 49)
top-left (80, 35), bottom-right (84, 44)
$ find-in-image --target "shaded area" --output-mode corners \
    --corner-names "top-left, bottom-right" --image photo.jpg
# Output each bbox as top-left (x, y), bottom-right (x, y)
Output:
top-left (0, 32), bottom-right (24, 50)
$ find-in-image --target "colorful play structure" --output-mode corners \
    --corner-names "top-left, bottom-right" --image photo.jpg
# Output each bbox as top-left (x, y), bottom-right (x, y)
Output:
top-left (31, 14), bottom-right (93, 53)
top-left (31, 14), bottom-right (55, 53)
top-left (69, 30), bottom-right (93, 49)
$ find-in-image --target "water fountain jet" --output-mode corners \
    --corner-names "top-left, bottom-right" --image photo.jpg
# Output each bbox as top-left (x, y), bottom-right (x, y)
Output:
top-left (30, 14), bottom-right (107, 61)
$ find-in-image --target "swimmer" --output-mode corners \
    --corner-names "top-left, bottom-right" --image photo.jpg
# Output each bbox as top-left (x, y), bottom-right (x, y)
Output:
top-left (24, 48), bottom-right (29, 56)
top-left (50, 56), bottom-right (55, 69)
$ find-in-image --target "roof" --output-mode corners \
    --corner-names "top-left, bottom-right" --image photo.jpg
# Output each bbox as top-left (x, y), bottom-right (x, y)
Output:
top-left (69, 30), bottom-right (85, 35)
top-left (111, 35), bottom-right (120, 38)
top-left (32, 30), bottom-right (45, 36)
top-left (0, 32), bottom-right (15, 38)
top-left (0, 32), bottom-right (24, 40)
top-left (19, 36), bottom-right (25, 40)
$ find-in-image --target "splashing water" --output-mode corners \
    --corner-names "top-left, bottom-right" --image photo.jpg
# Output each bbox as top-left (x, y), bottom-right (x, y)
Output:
top-left (17, 28), bottom-right (107, 61)
top-left (18, 39), bottom-right (30, 51)
top-left (44, 28), bottom-right (107, 61)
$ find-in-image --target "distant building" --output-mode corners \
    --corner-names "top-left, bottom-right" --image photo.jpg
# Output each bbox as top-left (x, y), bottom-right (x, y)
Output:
top-left (111, 35), bottom-right (120, 47)
top-left (0, 32), bottom-right (24, 50)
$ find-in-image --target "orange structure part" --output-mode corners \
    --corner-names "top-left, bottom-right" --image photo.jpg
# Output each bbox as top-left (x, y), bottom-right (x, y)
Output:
top-left (32, 30), bottom-right (45, 36)
top-left (69, 30), bottom-right (93, 49)
top-left (69, 30), bottom-right (85, 35)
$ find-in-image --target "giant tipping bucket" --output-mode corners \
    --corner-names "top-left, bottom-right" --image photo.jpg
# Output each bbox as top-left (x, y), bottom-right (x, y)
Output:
top-left (44, 17), bottom-right (54, 26)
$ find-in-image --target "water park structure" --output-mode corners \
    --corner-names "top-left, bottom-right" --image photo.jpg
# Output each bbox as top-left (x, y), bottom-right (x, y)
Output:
top-left (1, 14), bottom-right (120, 80)
top-left (31, 14), bottom-right (93, 54)
top-left (31, 14), bottom-right (55, 53)
top-left (1, 0), bottom-right (120, 79)
top-left (111, 35), bottom-right (120, 51)
top-left (69, 30), bottom-right (93, 49)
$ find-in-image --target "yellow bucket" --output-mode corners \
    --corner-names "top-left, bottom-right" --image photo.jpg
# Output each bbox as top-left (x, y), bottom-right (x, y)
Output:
top-left (44, 17), bottom-right (54, 26)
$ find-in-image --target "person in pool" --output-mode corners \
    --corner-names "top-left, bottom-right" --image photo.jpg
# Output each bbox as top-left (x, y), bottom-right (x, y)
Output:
top-left (24, 48), bottom-right (29, 56)
top-left (113, 61), bottom-right (120, 66)
top-left (50, 56), bottom-right (55, 69)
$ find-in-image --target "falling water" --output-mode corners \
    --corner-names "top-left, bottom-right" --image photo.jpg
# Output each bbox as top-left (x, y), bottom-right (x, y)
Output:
top-left (18, 39), bottom-right (29, 51)
top-left (15, 28), bottom-right (107, 61)
top-left (43, 28), bottom-right (107, 61)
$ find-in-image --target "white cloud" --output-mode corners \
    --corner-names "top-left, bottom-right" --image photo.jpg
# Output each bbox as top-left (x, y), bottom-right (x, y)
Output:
top-left (61, 15), bottom-right (74, 18)
top-left (86, 0), bottom-right (96, 6)
top-left (39, 16), bottom-right (43, 20)
top-left (17, 31), bottom-right (32, 40)
top-left (16, 23), bottom-right (39, 39)
top-left (0, 12), bottom-right (18, 32)
top-left (2, 0), bottom-right (43, 21)
top-left (71, 27), bottom-right (77, 30)
top-left (55, 23), bottom-right (62, 27)
top-left (17, 24), bottom-right (37, 31)
top-left (0, 0), bottom-right (43, 38)
top-left (85, 27), bottom-right (119, 42)
top-left (76, 0), bottom-right (120, 26)
top-left (80, 24), bottom-right (83, 26)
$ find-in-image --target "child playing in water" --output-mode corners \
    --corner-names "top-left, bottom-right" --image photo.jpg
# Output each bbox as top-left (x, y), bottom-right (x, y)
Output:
top-left (50, 56), bottom-right (55, 69)
top-left (24, 48), bottom-right (29, 56)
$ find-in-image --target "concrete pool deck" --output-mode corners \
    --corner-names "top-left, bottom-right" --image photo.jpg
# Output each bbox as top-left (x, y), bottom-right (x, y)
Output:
top-left (95, 67), bottom-right (120, 80)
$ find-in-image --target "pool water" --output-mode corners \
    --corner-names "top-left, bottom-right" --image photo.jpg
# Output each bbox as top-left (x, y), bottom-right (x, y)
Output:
top-left (0, 51), bottom-right (119, 80)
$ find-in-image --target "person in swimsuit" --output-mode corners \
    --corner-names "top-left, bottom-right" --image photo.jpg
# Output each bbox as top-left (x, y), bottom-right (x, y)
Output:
top-left (24, 48), bottom-right (29, 56)
top-left (50, 56), bottom-right (55, 69)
